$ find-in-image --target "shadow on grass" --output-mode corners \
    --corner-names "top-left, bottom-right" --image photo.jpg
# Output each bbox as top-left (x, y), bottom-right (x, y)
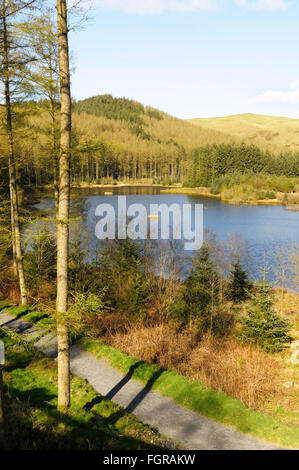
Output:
top-left (89, 364), bottom-right (165, 428)
top-left (84, 361), bottom-right (164, 419)
top-left (1, 383), bottom-right (165, 451)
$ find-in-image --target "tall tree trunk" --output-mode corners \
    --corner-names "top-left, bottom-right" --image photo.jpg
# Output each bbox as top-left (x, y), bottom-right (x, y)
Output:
top-left (56, 0), bottom-right (71, 411)
top-left (10, 202), bottom-right (17, 276)
top-left (49, 55), bottom-right (59, 218)
top-left (50, 99), bottom-right (59, 217)
top-left (2, 0), bottom-right (27, 305)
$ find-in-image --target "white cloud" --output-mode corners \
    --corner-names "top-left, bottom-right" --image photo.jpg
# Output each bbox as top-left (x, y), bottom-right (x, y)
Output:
top-left (234, 0), bottom-right (287, 10)
top-left (249, 83), bottom-right (299, 105)
top-left (97, 0), bottom-right (288, 14)
top-left (98, 0), bottom-right (220, 14)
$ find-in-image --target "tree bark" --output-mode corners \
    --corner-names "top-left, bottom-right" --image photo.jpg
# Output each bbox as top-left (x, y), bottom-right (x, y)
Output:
top-left (2, 0), bottom-right (27, 305)
top-left (10, 202), bottom-right (18, 276)
top-left (56, 0), bottom-right (71, 411)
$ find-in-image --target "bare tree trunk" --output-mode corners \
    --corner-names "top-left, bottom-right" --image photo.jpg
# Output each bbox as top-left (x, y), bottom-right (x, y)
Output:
top-left (2, 0), bottom-right (27, 305)
top-left (49, 62), bottom-right (59, 218)
top-left (50, 97), bottom-right (59, 217)
top-left (56, 0), bottom-right (71, 411)
top-left (10, 202), bottom-right (17, 276)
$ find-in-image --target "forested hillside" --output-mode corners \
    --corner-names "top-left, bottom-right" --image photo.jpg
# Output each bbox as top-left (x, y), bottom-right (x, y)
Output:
top-left (4, 96), bottom-right (299, 190)
top-left (17, 95), bottom-right (234, 186)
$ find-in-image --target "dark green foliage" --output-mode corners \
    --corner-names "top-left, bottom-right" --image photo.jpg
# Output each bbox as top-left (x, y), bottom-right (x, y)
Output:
top-left (172, 245), bottom-right (231, 335)
top-left (240, 283), bottom-right (293, 353)
top-left (73, 94), bottom-right (145, 126)
top-left (98, 239), bottom-right (150, 321)
top-left (130, 125), bottom-right (152, 141)
top-left (69, 235), bottom-right (93, 295)
top-left (186, 143), bottom-right (299, 188)
top-left (228, 262), bottom-right (251, 303)
top-left (23, 228), bottom-right (57, 293)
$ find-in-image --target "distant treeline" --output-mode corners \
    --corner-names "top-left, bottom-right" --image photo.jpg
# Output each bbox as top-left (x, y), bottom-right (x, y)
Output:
top-left (73, 94), bottom-right (163, 126)
top-left (185, 143), bottom-right (299, 187)
top-left (11, 97), bottom-right (299, 189)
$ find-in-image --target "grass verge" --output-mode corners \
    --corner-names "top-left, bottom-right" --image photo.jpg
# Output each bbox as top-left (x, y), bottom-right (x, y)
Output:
top-left (79, 338), bottom-right (299, 449)
top-left (0, 332), bottom-right (173, 450)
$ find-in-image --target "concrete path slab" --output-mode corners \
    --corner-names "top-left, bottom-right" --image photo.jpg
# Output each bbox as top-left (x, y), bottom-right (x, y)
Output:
top-left (0, 312), bottom-right (282, 450)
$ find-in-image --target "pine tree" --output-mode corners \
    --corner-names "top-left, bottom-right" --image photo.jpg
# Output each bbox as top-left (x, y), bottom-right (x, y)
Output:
top-left (228, 261), bottom-right (251, 303)
top-left (25, 11), bottom-right (60, 213)
top-left (240, 283), bottom-right (292, 353)
top-left (0, 0), bottom-right (38, 305)
top-left (173, 245), bottom-right (220, 331)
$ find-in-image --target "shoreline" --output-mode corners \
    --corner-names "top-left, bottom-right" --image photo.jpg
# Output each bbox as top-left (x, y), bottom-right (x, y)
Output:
top-left (31, 183), bottom-right (299, 209)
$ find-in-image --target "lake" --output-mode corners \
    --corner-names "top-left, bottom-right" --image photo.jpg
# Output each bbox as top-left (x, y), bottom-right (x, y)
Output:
top-left (27, 186), bottom-right (299, 289)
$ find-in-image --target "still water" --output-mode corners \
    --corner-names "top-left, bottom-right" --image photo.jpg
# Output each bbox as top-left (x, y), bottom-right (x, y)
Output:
top-left (27, 186), bottom-right (299, 289)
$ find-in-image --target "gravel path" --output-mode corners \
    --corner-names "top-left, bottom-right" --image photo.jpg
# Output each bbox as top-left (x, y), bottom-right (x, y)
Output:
top-left (0, 312), bottom-right (281, 450)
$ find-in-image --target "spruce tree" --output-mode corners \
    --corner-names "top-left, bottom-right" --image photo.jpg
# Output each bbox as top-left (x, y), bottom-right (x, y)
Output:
top-left (173, 245), bottom-right (220, 331)
top-left (240, 283), bottom-right (292, 353)
top-left (228, 261), bottom-right (251, 303)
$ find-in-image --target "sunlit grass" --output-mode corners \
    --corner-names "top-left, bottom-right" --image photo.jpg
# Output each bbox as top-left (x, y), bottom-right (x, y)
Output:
top-left (0, 333), bottom-right (170, 450)
top-left (188, 113), bottom-right (299, 154)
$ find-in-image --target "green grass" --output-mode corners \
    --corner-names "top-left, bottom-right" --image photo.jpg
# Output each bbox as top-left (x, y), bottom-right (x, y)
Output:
top-left (79, 338), bottom-right (299, 449)
top-left (0, 333), bottom-right (172, 450)
top-left (1, 304), bottom-right (55, 328)
top-left (0, 301), bottom-right (12, 310)
top-left (1, 305), bottom-right (34, 317)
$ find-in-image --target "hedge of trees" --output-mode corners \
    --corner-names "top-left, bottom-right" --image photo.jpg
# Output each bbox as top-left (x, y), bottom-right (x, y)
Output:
top-left (185, 143), bottom-right (299, 187)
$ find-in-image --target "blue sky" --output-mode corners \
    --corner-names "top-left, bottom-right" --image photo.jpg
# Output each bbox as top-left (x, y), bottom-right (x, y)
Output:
top-left (69, 0), bottom-right (299, 119)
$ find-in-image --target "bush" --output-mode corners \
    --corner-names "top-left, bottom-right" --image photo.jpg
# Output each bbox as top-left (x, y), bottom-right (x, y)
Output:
top-left (228, 262), bottom-right (251, 303)
top-left (98, 239), bottom-right (150, 322)
top-left (171, 245), bottom-right (232, 335)
top-left (23, 227), bottom-right (57, 294)
top-left (240, 283), bottom-right (293, 353)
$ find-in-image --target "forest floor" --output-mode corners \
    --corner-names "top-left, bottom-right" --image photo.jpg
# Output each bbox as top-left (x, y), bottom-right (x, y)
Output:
top-left (0, 307), bottom-right (298, 450)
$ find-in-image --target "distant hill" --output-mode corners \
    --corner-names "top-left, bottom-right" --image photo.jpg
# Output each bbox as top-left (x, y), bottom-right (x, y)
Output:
top-left (73, 95), bottom-right (234, 153)
top-left (16, 97), bottom-right (299, 187)
top-left (20, 94), bottom-right (236, 185)
top-left (187, 113), bottom-right (299, 154)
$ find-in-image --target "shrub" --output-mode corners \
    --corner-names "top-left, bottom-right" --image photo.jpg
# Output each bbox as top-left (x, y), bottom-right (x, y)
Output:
top-left (23, 227), bottom-right (56, 294)
top-left (171, 245), bottom-right (232, 335)
top-left (98, 239), bottom-right (150, 322)
top-left (240, 283), bottom-right (293, 353)
top-left (228, 262), bottom-right (251, 303)
top-left (67, 291), bottom-right (110, 335)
